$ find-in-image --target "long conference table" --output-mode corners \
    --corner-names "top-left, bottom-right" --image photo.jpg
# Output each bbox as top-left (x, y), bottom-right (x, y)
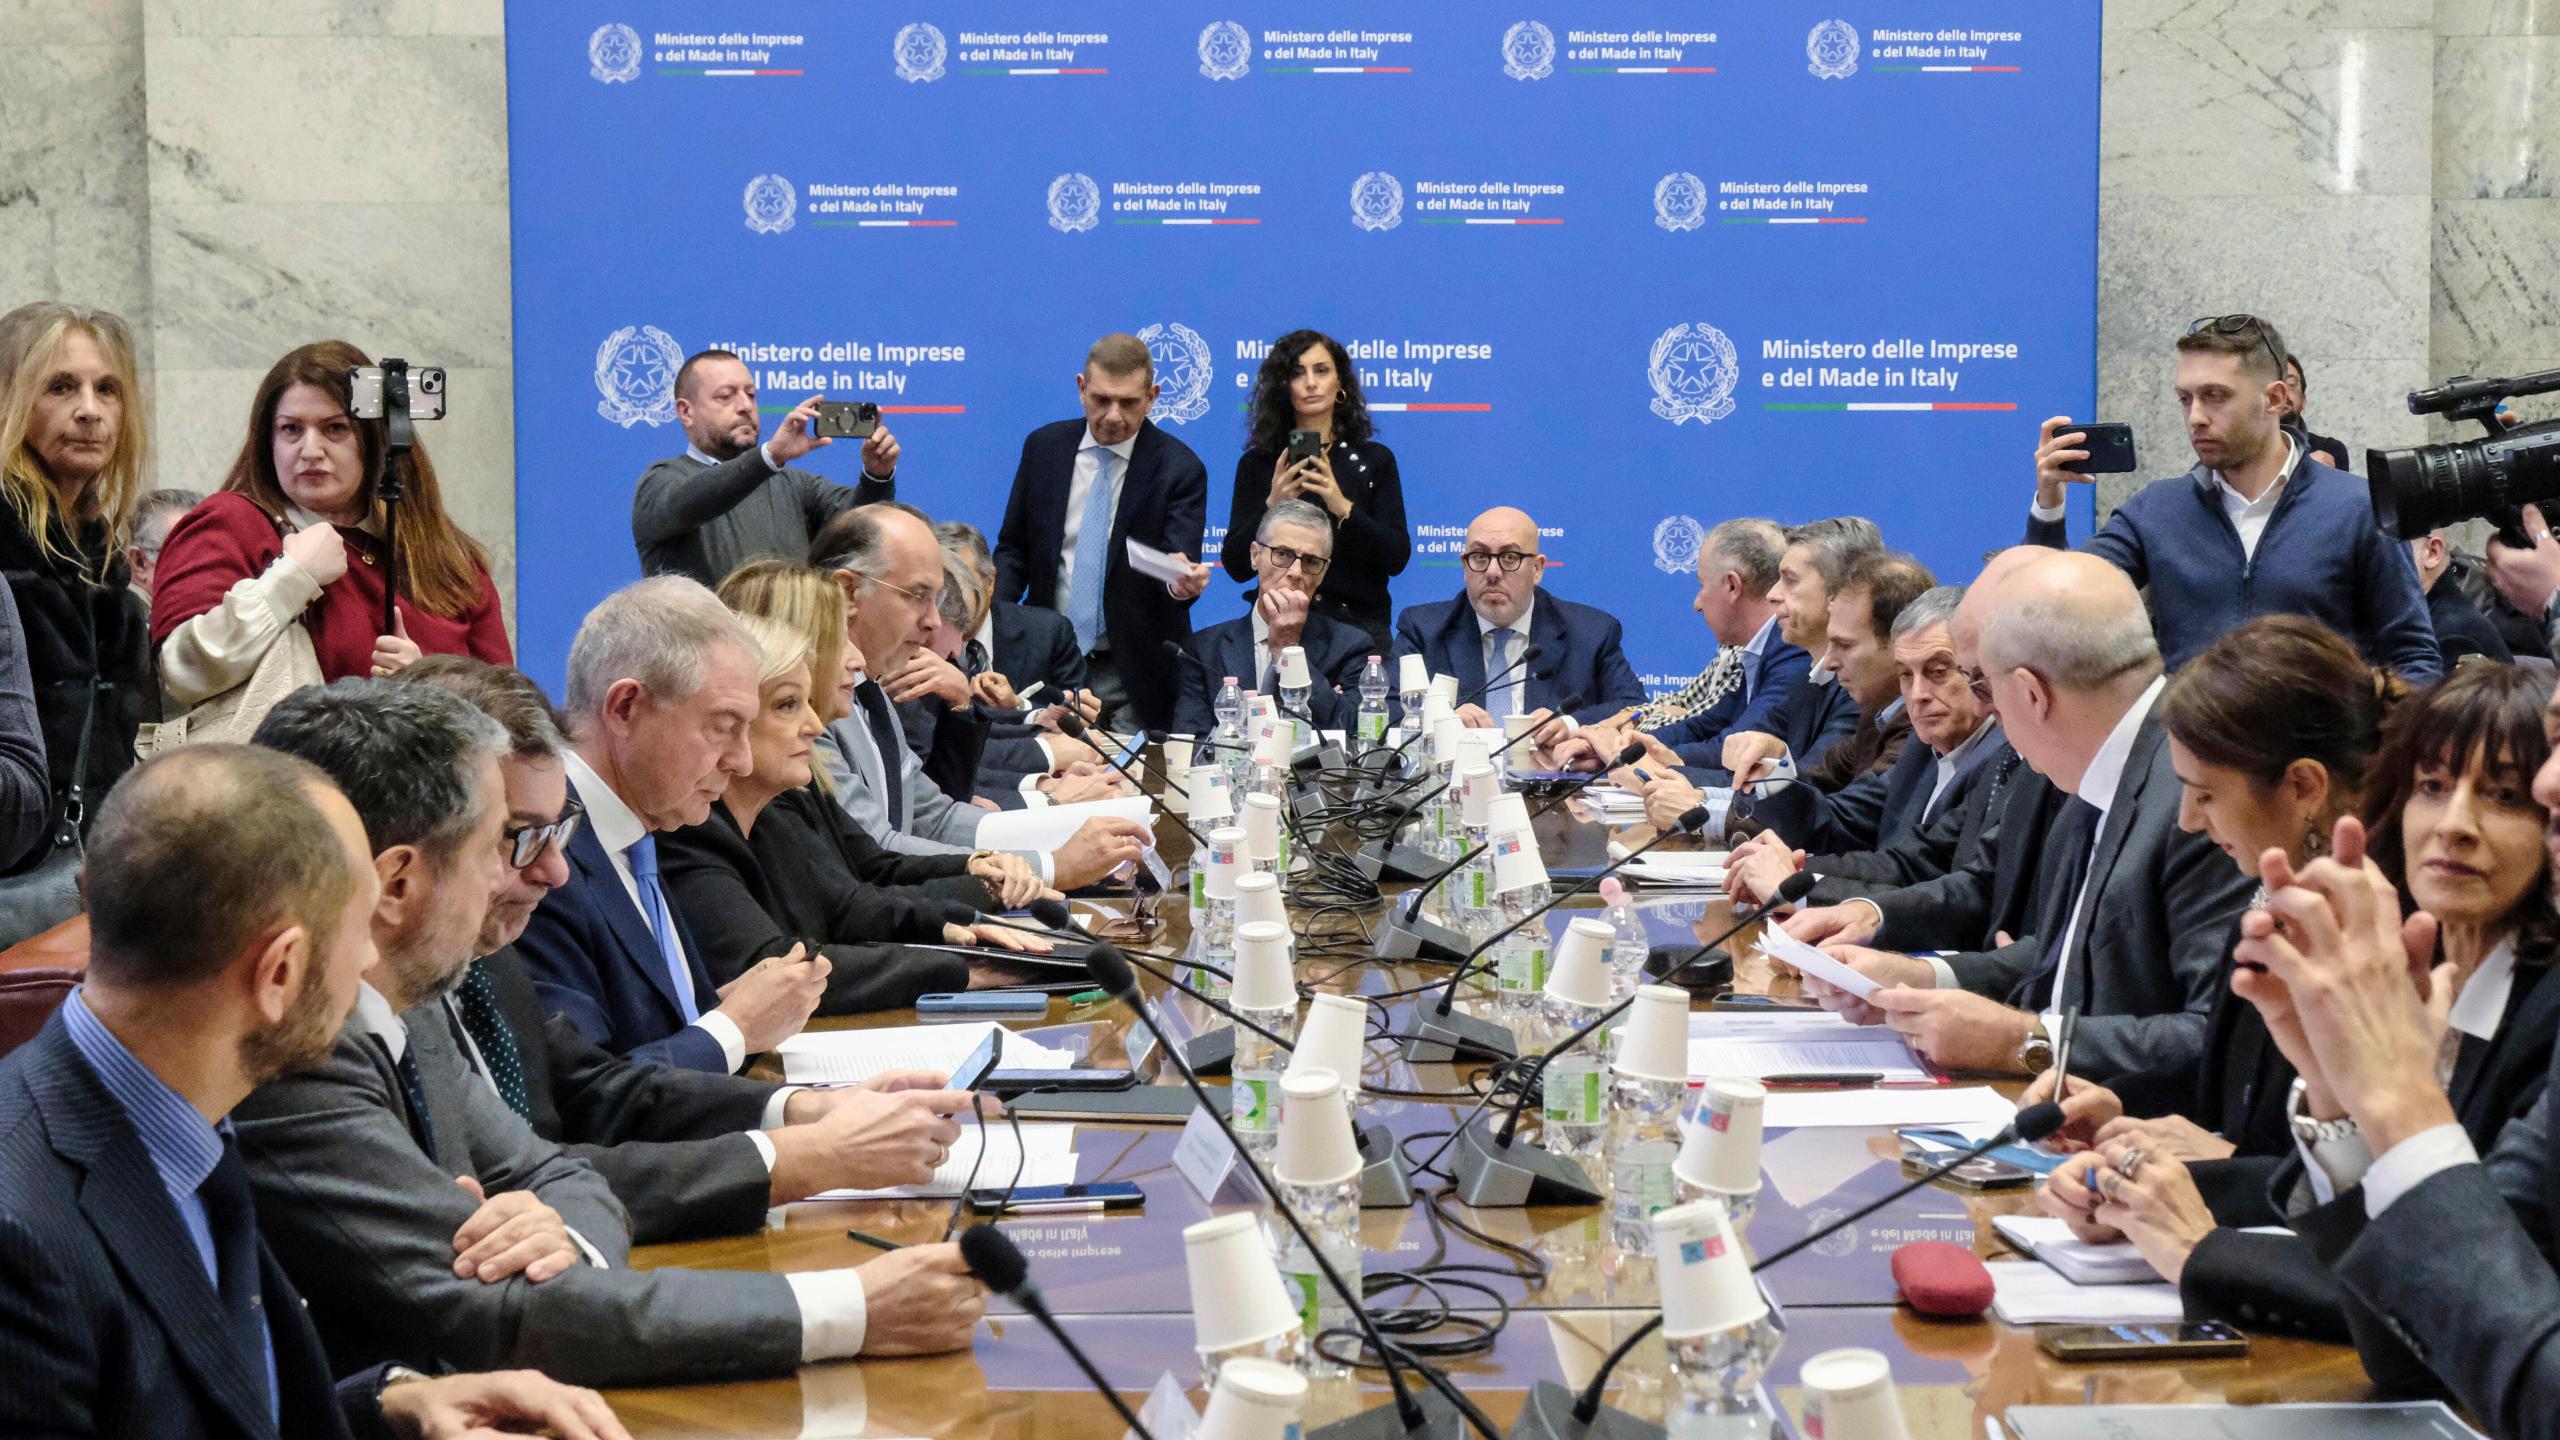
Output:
top-left (601, 772), bottom-right (2377, 1438)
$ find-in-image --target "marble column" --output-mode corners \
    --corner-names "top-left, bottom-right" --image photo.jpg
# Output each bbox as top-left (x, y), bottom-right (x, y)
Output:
top-left (139, 0), bottom-right (515, 617)
top-left (2431, 0), bottom-right (2560, 443)
top-left (0, 1), bottom-right (150, 342)
top-left (2095, 0), bottom-right (2437, 514)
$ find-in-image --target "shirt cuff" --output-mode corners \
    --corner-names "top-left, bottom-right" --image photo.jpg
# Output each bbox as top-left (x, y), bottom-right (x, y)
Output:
top-left (760, 1087), bottom-right (801, 1131)
top-left (564, 1227), bottom-right (611, 1270)
top-left (1028, 851), bottom-right (1054, 884)
top-left (788, 1268), bottom-right (871, 1360)
top-left (1924, 955), bottom-right (1958, 990)
top-left (2293, 1123), bottom-right (2378, 1207)
top-left (693, 1011), bottom-right (749, 1073)
top-left (759, 440), bottom-right (780, 473)
top-left (744, 1129), bottom-right (778, 1176)
top-left (1017, 774), bottom-right (1050, 806)
top-left (2029, 497), bottom-right (2067, 523)
top-left (1034, 737), bottom-right (1058, 767)
top-left (2361, 1123), bottom-right (2479, 1219)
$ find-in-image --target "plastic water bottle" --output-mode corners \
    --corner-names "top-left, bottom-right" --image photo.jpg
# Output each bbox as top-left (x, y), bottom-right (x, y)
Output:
top-left (1277, 647), bottom-right (1316, 753)
top-left (1540, 1005), bottom-right (1610, 1162)
top-left (1246, 761), bottom-right (1291, 873)
top-left (1599, 879), bottom-right (1651, 1002)
top-left (1228, 922), bottom-right (1300, 1161)
top-left (1493, 874), bottom-right (1551, 1027)
top-left (1608, 989), bottom-right (1690, 1255)
top-left (1214, 677), bottom-right (1248, 787)
top-left (1272, 1075), bottom-right (1363, 1380)
top-left (1356, 656), bottom-right (1390, 755)
top-left (1196, 826), bottom-right (1243, 1000)
top-left (1452, 765), bottom-right (1499, 941)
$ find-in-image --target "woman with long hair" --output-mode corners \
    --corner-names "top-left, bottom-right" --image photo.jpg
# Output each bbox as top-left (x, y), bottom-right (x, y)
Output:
top-left (1221, 328), bottom-right (1409, 652)
top-left (0, 302), bottom-right (156, 859)
top-left (151, 339), bottom-right (509, 707)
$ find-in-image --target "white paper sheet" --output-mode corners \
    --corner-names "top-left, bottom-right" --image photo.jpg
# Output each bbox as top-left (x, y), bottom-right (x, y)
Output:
top-left (974, 795), bottom-right (1155, 853)
top-left (772, 1022), bottom-right (1075, 1084)
top-left (1756, 928), bottom-right (1880, 998)
top-left (805, 1122), bottom-right (1081, 1201)
top-left (1688, 1023), bottom-right (1934, 1083)
top-left (1985, 1259), bottom-right (2185, 1325)
top-left (1760, 1085), bottom-right (2016, 1130)
top-left (1992, 1214), bottom-right (2163, 1285)
top-left (1125, 537), bottom-right (1195, 584)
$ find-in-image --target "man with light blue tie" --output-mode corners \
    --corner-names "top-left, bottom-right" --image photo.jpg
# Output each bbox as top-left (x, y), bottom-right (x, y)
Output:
top-left (1390, 505), bottom-right (1646, 729)
top-left (993, 333), bottom-right (1212, 734)
top-left (513, 577), bottom-right (832, 1073)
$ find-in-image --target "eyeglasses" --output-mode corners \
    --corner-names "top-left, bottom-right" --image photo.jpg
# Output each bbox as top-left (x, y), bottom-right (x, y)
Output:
top-left (2187, 314), bottom-right (2288, 381)
top-left (1252, 542), bottom-right (1329, 576)
top-left (502, 797), bottom-right (585, 870)
top-left (1461, 549), bottom-right (1541, 574)
top-left (863, 572), bottom-right (942, 612)
top-left (1956, 664), bottom-right (1993, 704)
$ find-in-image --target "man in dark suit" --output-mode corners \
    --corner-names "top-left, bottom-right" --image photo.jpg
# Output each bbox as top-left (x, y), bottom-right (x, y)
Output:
top-left (403, 658), bottom-right (985, 1244)
top-left (2412, 528), bottom-right (2513, 670)
top-left (0, 744), bottom-right (622, 1440)
top-left (993, 333), bottom-right (1212, 733)
top-left (1805, 552), bottom-right (2255, 1081)
top-left (1390, 505), bottom-right (1645, 728)
top-left (513, 577), bottom-right (831, 1073)
top-left (936, 520), bottom-right (1089, 699)
top-left (1171, 498), bottom-right (1373, 736)
top-left (234, 681), bottom-right (985, 1387)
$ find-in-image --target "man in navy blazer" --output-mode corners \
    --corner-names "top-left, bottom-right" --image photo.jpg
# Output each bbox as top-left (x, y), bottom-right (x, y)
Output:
top-left (513, 577), bottom-right (830, 1073)
top-left (0, 745), bottom-right (618, 1440)
top-left (1390, 505), bottom-right (1645, 728)
top-left (1172, 499), bottom-right (1373, 736)
top-left (993, 334), bottom-right (1212, 734)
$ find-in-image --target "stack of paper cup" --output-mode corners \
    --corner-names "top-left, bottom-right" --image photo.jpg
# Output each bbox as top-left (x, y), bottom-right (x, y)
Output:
top-left (1652, 1199), bottom-right (1769, 1337)
top-left (1286, 993), bottom-right (1369, 1095)
top-left (1544, 918), bottom-right (1616, 1008)
top-left (1274, 1069), bottom-right (1362, 1186)
top-left (1242, 792), bottom-right (1285, 865)
top-left (1184, 1214), bottom-right (1300, 1372)
top-left (1196, 1356), bottom-right (1307, 1440)
top-left (1614, 985), bottom-right (1690, 1083)
top-left (1676, 1078), bottom-right (1767, 1219)
top-left (1235, 870), bottom-right (1289, 938)
top-left (1190, 764), bottom-right (1234, 825)
top-left (1164, 736), bottom-right (1195, 812)
top-left (1796, 1349), bottom-right (1912, 1440)
top-left (1232, 922), bottom-right (1297, 1011)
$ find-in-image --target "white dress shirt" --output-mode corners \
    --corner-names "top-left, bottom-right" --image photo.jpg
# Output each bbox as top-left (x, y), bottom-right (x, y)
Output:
top-left (2028, 433), bottom-right (2299, 564)
top-left (1736, 613), bottom-right (1777, 704)
top-left (2038, 674), bottom-right (2167, 1028)
top-left (559, 750), bottom-right (749, 1073)
top-left (1055, 427), bottom-right (1137, 617)
top-left (1476, 595), bottom-right (1536, 719)
top-left (1926, 717), bottom-right (2001, 818)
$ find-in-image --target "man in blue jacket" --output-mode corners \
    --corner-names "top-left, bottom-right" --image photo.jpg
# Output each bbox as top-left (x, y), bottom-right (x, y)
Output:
top-left (2029, 314), bottom-right (2440, 681)
top-left (1390, 505), bottom-right (1645, 727)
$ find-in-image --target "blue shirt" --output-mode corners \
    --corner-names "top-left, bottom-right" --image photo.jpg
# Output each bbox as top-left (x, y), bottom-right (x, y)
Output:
top-left (60, 986), bottom-right (278, 1419)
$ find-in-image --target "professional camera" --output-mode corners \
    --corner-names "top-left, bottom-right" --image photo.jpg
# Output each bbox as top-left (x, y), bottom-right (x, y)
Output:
top-left (2368, 368), bottom-right (2560, 539)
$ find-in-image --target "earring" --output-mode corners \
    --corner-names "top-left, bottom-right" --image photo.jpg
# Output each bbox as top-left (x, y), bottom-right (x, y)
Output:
top-left (2302, 819), bottom-right (2328, 860)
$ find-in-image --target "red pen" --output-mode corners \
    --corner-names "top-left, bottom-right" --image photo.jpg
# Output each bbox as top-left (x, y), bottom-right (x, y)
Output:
top-left (1760, 1072), bottom-right (1882, 1088)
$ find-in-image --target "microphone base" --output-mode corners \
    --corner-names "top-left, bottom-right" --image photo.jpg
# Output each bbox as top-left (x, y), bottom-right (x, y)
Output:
top-left (1370, 898), bottom-right (1473, 966)
top-left (1181, 1026), bottom-right (1236, 1077)
top-left (1400, 999), bottom-right (1521, 1066)
top-left (1503, 1382), bottom-right (1668, 1440)
top-left (1354, 836), bottom-right (1440, 885)
top-left (1308, 1386), bottom-right (1469, 1440)
top-left (1449, 1119), bottom-right (1603, 1207)
top-left (1356, 1118), bottom-right (1415, 1209)
top-left (1293, 741), bottom-right (1348, 776)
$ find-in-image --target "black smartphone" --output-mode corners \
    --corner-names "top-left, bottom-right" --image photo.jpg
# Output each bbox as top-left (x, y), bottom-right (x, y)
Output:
top-left (812, 399), bottom-right (881, 439)
top-left (983, 1067), bottom-right (1139, 1095)
top-left (948, 1026), bottom-right (1003, 1093)
top-left (1901, 1154), bottom-right (2038, 1191)
top-left (2058, 421), bottom-right (2136, 474)
top-left (967, 1181), bottom-right (1145, 1215)
top-left (1285, 428), bottom-right (1323, 463)
top-left (1709, 990), bottom-right (1826, 1013)
top-left (2038, 1320), bottom-right (2249, 1363)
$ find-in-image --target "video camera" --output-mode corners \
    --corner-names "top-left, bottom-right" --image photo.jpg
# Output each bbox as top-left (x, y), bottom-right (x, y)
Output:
top-left (2368, 368), bottom-right (2560, 544)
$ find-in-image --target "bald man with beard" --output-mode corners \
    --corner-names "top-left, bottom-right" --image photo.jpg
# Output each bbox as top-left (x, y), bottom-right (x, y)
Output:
top-left (1389, 505), bottom-right (1645, 729)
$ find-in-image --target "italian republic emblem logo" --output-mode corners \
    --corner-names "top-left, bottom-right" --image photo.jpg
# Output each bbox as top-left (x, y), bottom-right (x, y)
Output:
top-left (1654, 172), bottom-right (1707, 232)
top-left (1649, 323), bottom-right (1739, 427)
top-left (1502, 21), bottom-right (1555, 81)
top-left (588, 23), bottom-right (641, 83)
top-left (1652, 515), bottom-right (1707, 575)
top-left (1046, 172), bottom-right (1101, 233)
top-left (1808, 20), bottom-right (1860, 79)
top-left (1139, 323), bottom-right (1214, 425)
top-left (894, 22), bottom-right (948, 82)
top-left (1199, 21), bottom-right (1250, 80)
top-left (595, 325), bottom-right (683, 429)
top-left (742, 174), bottom-right (795, 234)
top-left (1350, 172), bottom-right (1403, 232)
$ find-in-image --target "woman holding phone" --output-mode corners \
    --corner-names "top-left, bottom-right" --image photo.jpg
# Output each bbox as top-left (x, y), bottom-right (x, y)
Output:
top-left (1222, 328), bottom-right (1408, 653)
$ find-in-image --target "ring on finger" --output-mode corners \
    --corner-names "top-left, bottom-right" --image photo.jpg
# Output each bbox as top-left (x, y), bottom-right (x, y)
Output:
top-left (2098, 1168), bottom-right (2123, 1200)
top-left (2117, 1146), bottom-right (2147, 1181)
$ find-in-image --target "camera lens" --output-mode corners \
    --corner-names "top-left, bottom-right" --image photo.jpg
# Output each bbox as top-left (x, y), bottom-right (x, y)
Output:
top-left (2369, 419), bottom-right (2560, 539)
top-left (415, 370), bottom-right (444, 394)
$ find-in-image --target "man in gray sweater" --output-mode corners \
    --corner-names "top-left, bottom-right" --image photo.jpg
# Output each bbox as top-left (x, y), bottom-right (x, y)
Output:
top-left (632, 348), bottom-right (898, 585)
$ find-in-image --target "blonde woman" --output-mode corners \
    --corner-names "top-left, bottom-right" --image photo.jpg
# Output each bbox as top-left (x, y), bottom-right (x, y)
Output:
top-left (0, 303), bottom-right (155, 852)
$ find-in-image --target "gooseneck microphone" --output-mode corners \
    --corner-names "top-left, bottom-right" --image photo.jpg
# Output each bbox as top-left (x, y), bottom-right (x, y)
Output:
top-left (958, 902), bottom-right (1296, 1066)
top-left (958, 1226), bottom-right (1155, 1440)
top-left (1083, 947), bottom-right (1465, 1440)
top-left (1455, 643), bottom-right (1544, 709)
top-left (1404, 805), bottom-right (1711, 1065)
top-left (1551, 1102), bottom-right (2068, 1432)
top-left (1055, 709), bottom-right (1193, 802)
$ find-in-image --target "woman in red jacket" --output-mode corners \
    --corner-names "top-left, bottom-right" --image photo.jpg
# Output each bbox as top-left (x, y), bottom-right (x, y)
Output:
top-left (151, 340), bottom-right (509, 704)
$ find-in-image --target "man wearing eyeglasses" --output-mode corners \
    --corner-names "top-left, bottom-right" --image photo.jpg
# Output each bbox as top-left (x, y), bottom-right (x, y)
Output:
top-left (1170, 499), bottom-right (1371, 736)
top-left (2028, 315), bottom-right (2440, 681)
top-left (1390, 505), bottom-right (1645, 729)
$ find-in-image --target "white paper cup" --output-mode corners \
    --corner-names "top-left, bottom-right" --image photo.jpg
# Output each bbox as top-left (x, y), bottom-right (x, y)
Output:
top-left (1197, 1356), bottom-right (1307, 1440)
top-left (1274, 1069), bottom-right (1362, 1185)
top-left (1248, 692), bottom-right (1276, 722)
top-left (1797, 1349), bottom-right (1912, 1440)
top-left (1277, 646), bottom-right (1312, 690)
top-left (1420, 692), bottom-right (1454, 736)
top-left (1430, 674), bottom-right (1459, 706)
top-left (1544, 918), bottom-right (1616, 1008)
top-left (1613, 985), bottom-right (1690, 1083)
top-left (1184, 1214), bottom-right (1301, 1353)
top-left (1232, 922), bottom-right (1296, 1011)
top-left (1486, 792), bottom-right (1532, 836)
top-left (1242, 792), bottom-right (1284, 862)
top-left (1676, 1078), bottom-right (1768, 1196)
top-left (1398, 655), bottom-right (1429, 694)
top-left (1490, 826), bottom-right (1548, 895)
top-left (1190, 765), bottom-right (1234, 824)
top-left (1164, 737), bottom-right (1196, 814)
top-left (1430, 717), bottom-right (1464, 764)
top-left (1459, 764), bottom-right (1498, 827)
top-left (1503, 711), bottom-right (1540, 745)
top-left (1235, 870), bottom-right (1288, 932)
top-left (1287, 993), bottom-right (1368, 1092)
top-left (1253, 725), bottom-right (1290, 768)
top-left (1653, 1199), bottom-right (1768, 1337)
top-left (1204, 827), bottom-right (1245, 900)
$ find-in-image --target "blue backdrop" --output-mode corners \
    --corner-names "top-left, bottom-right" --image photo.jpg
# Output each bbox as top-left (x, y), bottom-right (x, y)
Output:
top-left (504, 4), bottom-right (2098, 695)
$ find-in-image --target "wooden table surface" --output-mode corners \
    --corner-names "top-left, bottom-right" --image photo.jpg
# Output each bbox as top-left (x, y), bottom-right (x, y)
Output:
top-left (602, 776), bottom-right (2376, 1438)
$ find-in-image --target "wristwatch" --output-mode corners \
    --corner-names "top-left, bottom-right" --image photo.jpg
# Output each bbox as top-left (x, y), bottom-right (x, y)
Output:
top-left (2286, 1077), bottom-right (2362, 1145)
top-left (2016, 1017), bottom-right (2053, 1074)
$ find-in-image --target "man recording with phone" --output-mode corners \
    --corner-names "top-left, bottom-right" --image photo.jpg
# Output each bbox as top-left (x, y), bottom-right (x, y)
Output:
top-left (635, 349), bottom-right (900, 587)
top-left (2028, 314), bottom-right (2440, 682)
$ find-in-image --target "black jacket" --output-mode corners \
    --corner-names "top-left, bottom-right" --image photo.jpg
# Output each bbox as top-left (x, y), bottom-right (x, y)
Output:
top-left (2427, 576), bottom-right (2514, 669)
top-left (0, 503), bottom-right (151, 858)
top-left (987, 600), bottom-right (1088, 695)
top-left (1224, 438), bottom-right (1410, 648)
top-left (659, 790), bottom-right (973, 1015)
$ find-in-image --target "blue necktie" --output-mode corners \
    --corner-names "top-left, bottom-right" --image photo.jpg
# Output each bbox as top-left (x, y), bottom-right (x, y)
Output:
top-left (1488, 627), bottom-right (1520, 721)
top-left (625, 834), bottom-right (700, 1022)
top-left (199, 1133), bottom-right (278, 1425)
top-left (1065, 447), bottom-right (1116, 654)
